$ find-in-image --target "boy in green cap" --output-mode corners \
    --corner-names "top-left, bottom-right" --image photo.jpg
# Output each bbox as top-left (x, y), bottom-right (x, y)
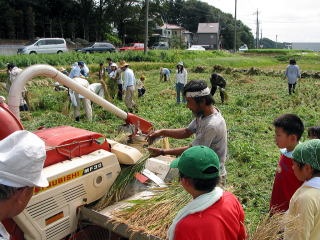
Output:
top-left (284, 139), bottom-right (320, 240)
top-left (167, 146), bottom-right (246, 240)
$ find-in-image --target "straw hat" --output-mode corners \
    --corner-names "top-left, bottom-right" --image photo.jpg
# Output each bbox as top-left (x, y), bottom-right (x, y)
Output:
top-left (119, 60), bottom-right (129, 68)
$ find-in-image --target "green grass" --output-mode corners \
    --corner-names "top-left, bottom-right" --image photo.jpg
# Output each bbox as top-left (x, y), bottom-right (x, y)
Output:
top-left (1, 50), bottom-right (320, 235)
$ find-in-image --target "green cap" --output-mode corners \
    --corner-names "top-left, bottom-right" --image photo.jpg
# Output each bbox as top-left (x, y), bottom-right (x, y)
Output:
top-left (170, 146), bottom-right (220, 179)
top-left (293, 139), bottom-right (320, 171)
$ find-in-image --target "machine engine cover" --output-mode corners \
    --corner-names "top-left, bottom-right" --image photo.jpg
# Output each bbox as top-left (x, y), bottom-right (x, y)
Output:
top-left (13, 149), bottom-right (121, 240)
top-left (34, 126), bottom-right (111, 167)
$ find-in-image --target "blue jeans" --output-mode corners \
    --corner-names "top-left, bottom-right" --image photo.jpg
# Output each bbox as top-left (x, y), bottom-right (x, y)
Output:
top-left (176, 83), bottom-right (185, 103)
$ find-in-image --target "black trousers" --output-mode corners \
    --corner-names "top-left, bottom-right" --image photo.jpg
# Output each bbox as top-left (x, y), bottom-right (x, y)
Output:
top-left (211, 85), bottom-right (225, 103)
top-left (288, 83), bottom-right (296, 94)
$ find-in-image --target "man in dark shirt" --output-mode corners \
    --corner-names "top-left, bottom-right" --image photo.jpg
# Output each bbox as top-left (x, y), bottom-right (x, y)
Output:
top-left (210, 73), bottom-right (226, 103)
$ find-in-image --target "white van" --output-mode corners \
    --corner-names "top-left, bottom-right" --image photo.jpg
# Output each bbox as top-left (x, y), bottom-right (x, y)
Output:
top-left (17, 38), bottom-right (68, 54)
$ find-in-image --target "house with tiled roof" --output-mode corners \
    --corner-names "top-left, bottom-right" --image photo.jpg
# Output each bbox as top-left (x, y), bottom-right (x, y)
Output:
top-left (152, 23), bottom-right (192, 48)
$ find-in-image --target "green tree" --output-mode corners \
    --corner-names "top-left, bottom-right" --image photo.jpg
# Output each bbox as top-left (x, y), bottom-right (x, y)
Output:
top-left (6, 8), bottom-right (16, 39)
top-left (25, 7), bottom-right (35, 40)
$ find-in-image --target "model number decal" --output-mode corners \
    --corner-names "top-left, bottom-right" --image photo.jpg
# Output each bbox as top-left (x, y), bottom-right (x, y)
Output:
top-left (83, 162), bottom-right (103, 175)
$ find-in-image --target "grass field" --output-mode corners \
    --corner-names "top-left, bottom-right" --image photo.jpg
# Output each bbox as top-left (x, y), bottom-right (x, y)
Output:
top-left (1, 50), bottom-right (320, 236)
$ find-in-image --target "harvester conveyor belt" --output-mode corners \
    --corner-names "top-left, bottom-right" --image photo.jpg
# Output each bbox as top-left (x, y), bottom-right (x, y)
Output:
top-left (79, 191), bottom-right (163, 240)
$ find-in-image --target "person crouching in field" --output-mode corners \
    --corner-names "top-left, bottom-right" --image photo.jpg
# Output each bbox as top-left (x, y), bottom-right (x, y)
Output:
top-left (284, 59), bottom-right (301, 95)
top-left (160, 67), bottom-right (170, 82)
top-left (168, 146), bottom-right (246, 240)
top-left (7, 63), bottom-right (29, 111)
top-left (210, 73), bottom-right (227, 103)
top-left (283, 139), bottom-right (320, 240)
top-left (137, 75), bottom-right (146, 97)
top-left (269, 114), bottom-right (304, 214)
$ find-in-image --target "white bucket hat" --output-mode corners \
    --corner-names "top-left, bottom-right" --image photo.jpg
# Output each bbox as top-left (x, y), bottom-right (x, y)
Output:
top-left (0, 130), bottom-right (48, 188)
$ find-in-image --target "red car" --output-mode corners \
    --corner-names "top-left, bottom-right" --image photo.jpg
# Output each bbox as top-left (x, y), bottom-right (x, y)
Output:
top-left (119, 43), bottom-right (145, 51)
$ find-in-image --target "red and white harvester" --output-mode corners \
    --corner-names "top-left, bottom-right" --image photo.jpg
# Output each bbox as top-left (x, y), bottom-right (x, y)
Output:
top-left (1, 65), bottom-right (170, 240)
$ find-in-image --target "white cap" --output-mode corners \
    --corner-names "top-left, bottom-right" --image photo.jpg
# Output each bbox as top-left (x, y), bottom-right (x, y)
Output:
top-left (110, 63), bottom-right (118, 68)
top-left (0, 130), bottom-right (48, 188)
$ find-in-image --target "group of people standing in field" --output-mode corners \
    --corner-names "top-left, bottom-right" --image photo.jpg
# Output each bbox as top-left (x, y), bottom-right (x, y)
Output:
top-left (54, 58), bottom-right (146, 121)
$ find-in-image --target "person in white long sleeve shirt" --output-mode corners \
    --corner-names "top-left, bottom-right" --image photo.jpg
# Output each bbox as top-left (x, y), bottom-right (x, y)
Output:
top-left (120, 61), bottom-right (137, 113)
top-left (284, 59), bottom-right (300, 95)
top-left (68, 62), bottom-right (92, 121)
top-left (175, 62), bottom-right (188, 103)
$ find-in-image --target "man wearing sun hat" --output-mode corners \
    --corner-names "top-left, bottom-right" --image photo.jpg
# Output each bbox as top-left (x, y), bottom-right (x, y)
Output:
top-left (284, 139), bottom-right (320, 240)
top-left (0, 130), bottom-right (48, 239)
top-left (120, 60), bottom-right (137, 113)
top-left (167, 146), bottom-right (246, 240)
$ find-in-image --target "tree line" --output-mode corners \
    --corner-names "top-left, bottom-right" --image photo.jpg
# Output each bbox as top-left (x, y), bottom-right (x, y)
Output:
top-left (0, 0), bottom-right (254, 49)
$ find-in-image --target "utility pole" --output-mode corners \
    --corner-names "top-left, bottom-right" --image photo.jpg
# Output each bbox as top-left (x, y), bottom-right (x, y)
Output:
top-left (255, 9), bottom-right (259, 49)
top-left (144, 0), bottom-right (149, 54)
top-left (233, 0), bottom-right (237, 52)
top-left (260, 28), bottom-right (262, 48)
top-left (276, 35), bottom-right (278, 49)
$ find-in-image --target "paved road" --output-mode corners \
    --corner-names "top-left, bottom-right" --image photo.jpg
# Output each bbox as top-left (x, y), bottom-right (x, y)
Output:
top-left (0, 45), bottom-right (23, 55)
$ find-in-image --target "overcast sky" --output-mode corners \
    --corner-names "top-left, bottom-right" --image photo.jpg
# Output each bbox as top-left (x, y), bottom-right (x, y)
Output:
top-left (202, 0), bottom-right (320, 43)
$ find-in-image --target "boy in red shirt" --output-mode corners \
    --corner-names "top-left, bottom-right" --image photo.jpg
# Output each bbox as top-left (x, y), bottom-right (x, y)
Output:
top-left (270, 114), bottom-right (304, 213)
top-left (168, 146), bottom-right (246, 240)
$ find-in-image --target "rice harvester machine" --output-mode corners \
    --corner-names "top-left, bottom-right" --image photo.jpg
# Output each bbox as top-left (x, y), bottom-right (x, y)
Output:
top-left (0, 65), bottom-right (171, 240)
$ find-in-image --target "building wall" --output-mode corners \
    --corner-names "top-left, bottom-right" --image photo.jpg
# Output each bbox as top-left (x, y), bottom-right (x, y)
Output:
top-left (194, 33), bottom-right (218, 49)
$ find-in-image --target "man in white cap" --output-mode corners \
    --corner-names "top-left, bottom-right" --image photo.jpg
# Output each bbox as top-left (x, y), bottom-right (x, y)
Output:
top-left (147, 80), bottom-right (228, 180)
top-left (0, 130), bottom-right (48, 239)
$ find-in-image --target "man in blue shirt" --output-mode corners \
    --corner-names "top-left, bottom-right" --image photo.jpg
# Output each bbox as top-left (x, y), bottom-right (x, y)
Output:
top-left (69, 62), bottom-right (81, 79)
top-left (120, 61), bottom-right (137, 113)
top-left (160, 67), bottom-right (170, 82)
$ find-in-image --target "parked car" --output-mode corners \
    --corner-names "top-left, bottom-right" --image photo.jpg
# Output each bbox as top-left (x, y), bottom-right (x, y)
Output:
top-left (187, 45), bottom-right (206, 51)
top-left (239, 44), bottom-right (248, 52)
top-left (119, 43), bottom-right (145, 51)
top-left (151, 42), bottom-right (169, 50)
top-left (77, 42), bottom-right (116, 53)
top-left (17, 38), bottom-right (68, 54)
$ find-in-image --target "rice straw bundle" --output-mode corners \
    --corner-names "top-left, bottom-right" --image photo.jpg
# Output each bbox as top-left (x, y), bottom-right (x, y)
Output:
top-left (113, 183), bottom-right (191, 239)
top-left (93, 153), bottom-right (150, 211)
top-left (249, 211), bottom-right (301, 240)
